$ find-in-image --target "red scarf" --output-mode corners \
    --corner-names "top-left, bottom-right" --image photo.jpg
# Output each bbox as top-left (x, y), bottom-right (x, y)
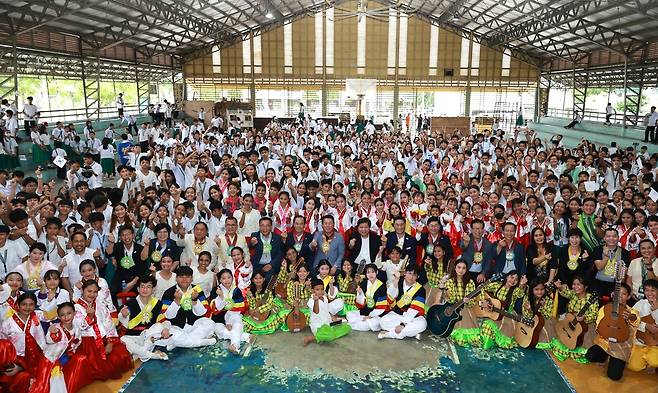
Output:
top-left (304, 210), bottom-right (315, 233)
top-left (337, 209), bottom-right (348, 235)
top-left (77, 298), bottom-right (105, 360)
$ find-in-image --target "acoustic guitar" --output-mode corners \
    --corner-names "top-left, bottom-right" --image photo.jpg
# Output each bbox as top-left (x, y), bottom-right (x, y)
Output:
top-left (555, 295), bottom-right (598, 349)
top-left (250, 275), bottom-right (278, 322)
top-left (597, 254), bottom-right (635, 343)
top-left (636, 314), bottom-right (658, 346)
top-left (275, 257), bottom-right (304, 299)
top-left (474, 292), bottom-right (505, 320)
top-left (476, 296), bottom-right (544, 348)
top-left (427, 273), bottom-right (504, 337)
top-left (286, 282), bottom-right (308, 332)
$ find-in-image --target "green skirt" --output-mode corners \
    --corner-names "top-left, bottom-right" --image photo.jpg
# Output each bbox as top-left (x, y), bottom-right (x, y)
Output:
top-left (336, 292), bottom-right (357, 316)
top-left (244, 306), bottom-right (289, 335)
top-left (32, 144), bottom-right (51, 166)
top-left (101, 157), bottom-right (115, 174)
top-left (0, 154), bottom-right (18, 170)
top-left (451, 319), bottom-right (518, 350)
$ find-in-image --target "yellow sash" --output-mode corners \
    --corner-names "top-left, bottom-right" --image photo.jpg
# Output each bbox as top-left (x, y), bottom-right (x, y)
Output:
top-left (128, 297), bottom-right (159, 329)
top-left (365, 280), bottom-right (382, 308)
top-left (397, 282), bottom-right (422, 308)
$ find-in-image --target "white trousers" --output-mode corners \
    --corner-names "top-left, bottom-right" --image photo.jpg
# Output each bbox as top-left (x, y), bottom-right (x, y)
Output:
top-left (156, 317), bottom-right (216, 349)
top-left (121, 323), bottom-right (167, 362)
top-left (328, 298), bottom-right (344, 315)
top-left (346, 310), bottom-right (382, 332)
top-left (379, 313), bottom-right (427, 339)
top-left (214, 311), bottom-right (250, 350)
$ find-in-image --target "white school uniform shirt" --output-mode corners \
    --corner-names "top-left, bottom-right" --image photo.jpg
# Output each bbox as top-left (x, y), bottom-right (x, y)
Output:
top-left (51, 147), bottom-right (67, 160)
top-left (100, 145), bottom-right (115, 160)
top-left (136, 169), bottom-right (159, 188)
top-left (117, 177), bottom-right (137, 204)
top-left (38, 234), bottom-right (67, 266)
top-left (61, 248), bottom-right (97, 288)
top-left (195, 178), bottom-right (215, 201)
top-left (307, 295), bottom-right (332, 334)
top-left (233, 209), bottom-right (261, 236)
top-left (0, 240), bottom-right (22, 281)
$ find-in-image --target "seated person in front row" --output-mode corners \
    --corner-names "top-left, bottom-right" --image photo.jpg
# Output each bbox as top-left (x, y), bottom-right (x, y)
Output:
top-left (303, 278), bottom-right (352, 346)
top-left (316, 259), bottom-right (345, 317)
top-left (118, 275), bottom-right (170, 362)
top-left (346, 263), bottom-right (389, 331)
top-left (586, 283), bottom-right (639, 381)
top-left (378, 264), bottom-right (427, 340)
top-left (158, 266), bottom-right (216, 351)
top-left (208, 268), bottom-right (254, 354)
top-left (628, 279), bottom-right (658, 373)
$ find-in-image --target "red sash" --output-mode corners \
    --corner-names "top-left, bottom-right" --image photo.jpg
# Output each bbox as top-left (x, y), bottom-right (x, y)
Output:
top-left (337, 209), bottom-right (347, 236)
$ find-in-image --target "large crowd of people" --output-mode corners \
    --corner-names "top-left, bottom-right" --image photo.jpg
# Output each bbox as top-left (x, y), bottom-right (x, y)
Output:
top-left (0, 98), bottom-right (657, 393)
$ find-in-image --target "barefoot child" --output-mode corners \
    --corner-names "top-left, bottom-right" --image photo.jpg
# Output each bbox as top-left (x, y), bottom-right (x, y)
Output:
top-left (303, 278), bottom-right (351, 346)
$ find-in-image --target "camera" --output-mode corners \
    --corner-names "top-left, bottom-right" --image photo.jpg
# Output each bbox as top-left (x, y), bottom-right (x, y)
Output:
top-left (81, 166), bottom-right (95, 178)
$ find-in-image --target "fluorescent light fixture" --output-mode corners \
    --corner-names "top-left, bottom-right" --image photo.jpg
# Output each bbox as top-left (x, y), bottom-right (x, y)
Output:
top-left (266, 12), bottom-right (274, 19)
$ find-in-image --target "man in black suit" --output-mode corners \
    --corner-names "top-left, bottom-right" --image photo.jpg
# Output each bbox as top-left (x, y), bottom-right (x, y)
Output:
top-left (249, 217), bottom-right (284, 281)
top-left (418, 217), bottom-right (454, 262)
top-left (111, 225), bottom-right (147, 302)
top-left (460, 218), bottom-right (495, 282)
top-left (284, 215), bottom-right (315, 263)
top-left (385, 216), bottom-right (417, 264)
top-left (348, 218), bottom-right (383, 264)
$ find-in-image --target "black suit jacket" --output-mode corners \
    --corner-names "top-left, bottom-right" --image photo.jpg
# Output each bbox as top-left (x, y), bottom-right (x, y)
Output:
top-left (348, 232), bottom-right (382, 264)
top-left (284, 231), bottom-right (315, 264)
top-left (385, 232), bottom-right (417, 263)
top-left (418, 232), bottom-right (454, 262)
top-left (112, 242), bottom-right (146, 287)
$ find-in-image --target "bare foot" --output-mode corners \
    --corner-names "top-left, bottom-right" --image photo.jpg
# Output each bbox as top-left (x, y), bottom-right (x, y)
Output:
top-left (228, 344), bottom-right (239, 354)
top-left (302, 336), bottom-right (315, 347)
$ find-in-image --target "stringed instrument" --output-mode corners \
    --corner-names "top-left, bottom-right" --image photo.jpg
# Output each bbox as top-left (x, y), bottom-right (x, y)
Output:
top-left (275, 257), bottom-right (304, 299)
top-left (636, 314), bottom-right (658, 346)
top-left (249, 275), bottom-right (278, 322)
top-left (286, 282), bottom-right (308, 332)
top-left (477, 297), bottom-right (544, 348)
top-left (427, 273), bottom-right (504, 337)
top-left (474, 292), bottom-right (505, 320)
top-left (555, 294), bottom-right (598, 349)
top-left (597, 255), bottom-right (635, 343)
top-left (346, 259), bottom-right (367, 294)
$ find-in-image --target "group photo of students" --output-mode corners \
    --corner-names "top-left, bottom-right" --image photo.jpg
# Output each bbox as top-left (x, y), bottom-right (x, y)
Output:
top-left (0, 109), bottom-right (657, 392)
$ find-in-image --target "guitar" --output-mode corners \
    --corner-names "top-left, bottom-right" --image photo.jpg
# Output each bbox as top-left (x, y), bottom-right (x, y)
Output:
top-left (275, 257), bottom-right (304, 299)
top-left (474, 292), bottom-right (505, 320)
top-left (555, 294), bottom-right (598, 349)
top-left (346, 259), bottom-right (367, 294)
top-left (286, 282), bottom-right (308, 332)
top-left (597, 253), bottom-right (635, 343)
top-left (249, 275), bottom-right (278, 322)
top-left (477, 297), bottom-right (544, 348)
top-left (636, 314), bottom-right (658, 346)
top-left (427, 273), bottom-right (504, 337)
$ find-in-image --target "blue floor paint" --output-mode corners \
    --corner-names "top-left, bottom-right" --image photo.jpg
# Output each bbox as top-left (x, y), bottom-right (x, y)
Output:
top-left (122, 342), bottom-right (573, 393)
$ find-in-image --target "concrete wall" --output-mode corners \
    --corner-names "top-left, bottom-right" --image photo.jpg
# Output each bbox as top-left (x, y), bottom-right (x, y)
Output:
top-left (182, 100), bottom-right (215, 120)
